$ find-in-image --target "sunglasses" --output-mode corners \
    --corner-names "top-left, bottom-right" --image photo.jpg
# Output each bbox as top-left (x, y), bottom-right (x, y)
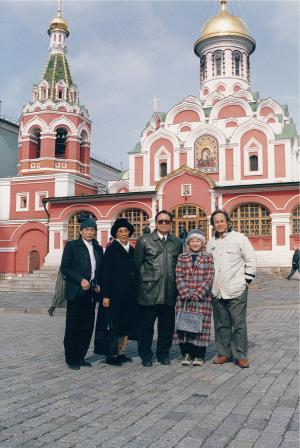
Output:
top-left (157, 219), bottom-right (171, 224)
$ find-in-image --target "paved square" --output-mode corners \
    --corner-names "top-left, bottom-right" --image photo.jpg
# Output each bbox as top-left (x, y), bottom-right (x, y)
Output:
top-left (0, 278), bottom-right (299, 447)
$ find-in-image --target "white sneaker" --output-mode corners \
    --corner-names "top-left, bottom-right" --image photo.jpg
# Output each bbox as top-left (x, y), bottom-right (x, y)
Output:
top-left (193, 357), bottom-right (204, 366)
top-left (182, 354), bottom-right (191, 366)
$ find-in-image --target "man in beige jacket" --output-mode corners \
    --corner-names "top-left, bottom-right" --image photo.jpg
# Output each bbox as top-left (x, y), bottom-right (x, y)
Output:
top-left (207, 209), bottom-right (256, 368)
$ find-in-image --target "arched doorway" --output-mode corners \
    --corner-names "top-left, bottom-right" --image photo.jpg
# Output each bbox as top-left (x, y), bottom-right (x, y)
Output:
top-left (67, 211), bottom-right (97, 241)
top-left (28, 250), bottom-right (40, 273)
top-left (171, 205), bottom-right (208, 238)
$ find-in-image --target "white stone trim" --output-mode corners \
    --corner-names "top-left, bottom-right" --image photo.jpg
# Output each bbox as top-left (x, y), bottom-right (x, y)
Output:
top-left (243, 137), bottom-right (263, 176)
top-left (154, 146), bottom-right (171, 181)
top-left (35, 191), bottom-right (48, 211)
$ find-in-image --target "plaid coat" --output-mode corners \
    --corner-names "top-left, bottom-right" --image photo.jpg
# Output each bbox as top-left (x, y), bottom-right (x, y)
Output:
top-left (175, 251), bottom-right (214, 346)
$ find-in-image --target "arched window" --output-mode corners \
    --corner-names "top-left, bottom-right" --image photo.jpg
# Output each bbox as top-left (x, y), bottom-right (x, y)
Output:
top-left (67, 211), bottom-right (97, 241)
top-left (160, 162), bottom-right (167, 177)
top-left (31, 128), bottom-right (41, 158)
top-left (233, 51), bottom-right (241, 76)
top-left (249, 155), bottom-right (258, 171)
top-left (171, 205), bottom-right (208, 239)
top-left (117, 208), bottom-right (149, 238)
top-left (230, 204), bottom-right (271, 236)
top-left (292, 206), bottom-right (300, 234)
top-left (201, 55), bottom-right (206, 81)
top-left (214, 51), bottom-right (222, 76)
top-left (55, 127), bottom-right (68, 159)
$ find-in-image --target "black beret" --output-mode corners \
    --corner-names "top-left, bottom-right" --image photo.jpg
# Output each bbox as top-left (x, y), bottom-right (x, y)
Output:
top-left (111, 218), bottom-right (135, 238)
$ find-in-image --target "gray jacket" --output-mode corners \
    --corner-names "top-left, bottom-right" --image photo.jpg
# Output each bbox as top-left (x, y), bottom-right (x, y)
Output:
top-left (134, 230), bottom-right (183, 306)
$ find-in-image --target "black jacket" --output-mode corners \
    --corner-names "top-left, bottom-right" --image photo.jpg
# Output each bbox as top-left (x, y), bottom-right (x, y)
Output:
top-left (99, 240), bottom-right (139, 338)
top-left (134, 230), bottom-right (183, 306)
top-left (292, 249), bottom-right (300, 269)
top-left (60, 237), bottom-right (103, 300)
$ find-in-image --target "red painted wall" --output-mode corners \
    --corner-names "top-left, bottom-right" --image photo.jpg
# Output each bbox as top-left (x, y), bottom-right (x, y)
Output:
top-left (161, 173), bottom-right (211, 213)
top-left (274, 144), bottom-right (286, 178)
top-left (217, 105), bottom-right (246, 119)
top-left (241, 130), bottom-right (268, 180)
top-left (173, 110), bottom-right (200, 124)
top-left (276, 226), bottom-right (285, 246)
top-left (225, 148), bottom-right (234, 180)
top-left (150, 139), bottom-right (174, 185)
top-left (135, 156), bottom-right (144, 187)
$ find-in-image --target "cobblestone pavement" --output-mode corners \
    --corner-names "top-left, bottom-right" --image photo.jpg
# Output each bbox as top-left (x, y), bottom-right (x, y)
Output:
top-left (0, 280), bottom-right (299, 448)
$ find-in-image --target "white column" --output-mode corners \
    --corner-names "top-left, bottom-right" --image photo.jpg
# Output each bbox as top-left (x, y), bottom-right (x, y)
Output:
top-left (44, 222), bottom-right (65, 266)
top-left (270, 213), bottom-right (291, 253)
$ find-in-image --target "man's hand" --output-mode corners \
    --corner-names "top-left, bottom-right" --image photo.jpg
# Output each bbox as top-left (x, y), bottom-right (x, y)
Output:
top-left (95, 285), bottom-right (101, 294)
top-left (81, 278), bottom-right (90, 290)
top-left (103, 298), bottom-right (110, 308)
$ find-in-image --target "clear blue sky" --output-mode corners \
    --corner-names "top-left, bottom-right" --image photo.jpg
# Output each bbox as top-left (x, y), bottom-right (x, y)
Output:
top-left (0, 0), bottom-right (299, 169)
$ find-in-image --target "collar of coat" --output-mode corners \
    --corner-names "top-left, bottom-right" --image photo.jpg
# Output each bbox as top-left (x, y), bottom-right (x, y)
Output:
top-left (152, 230), bottom-right (177, 242)
top-left (78, 237), bottom-right (101, 250)
top-left (180, 251), bottom-right (209, 267)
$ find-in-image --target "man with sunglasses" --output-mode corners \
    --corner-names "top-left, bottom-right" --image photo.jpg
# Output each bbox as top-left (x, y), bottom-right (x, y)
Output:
top-left (134, 210), bottom-right (183, 366)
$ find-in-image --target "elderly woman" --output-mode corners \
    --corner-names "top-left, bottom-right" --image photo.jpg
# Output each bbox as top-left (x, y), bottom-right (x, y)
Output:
top-left (95, 218), bottom-right (139, 366)
top-left (175, 229), bottom-right (214, 366)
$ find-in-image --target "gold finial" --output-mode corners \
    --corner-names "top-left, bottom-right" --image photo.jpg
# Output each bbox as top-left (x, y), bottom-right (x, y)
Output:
top-left (57, 0), bottom-right (62, 18)
top-left (220, 0), bottom-right (227, 13)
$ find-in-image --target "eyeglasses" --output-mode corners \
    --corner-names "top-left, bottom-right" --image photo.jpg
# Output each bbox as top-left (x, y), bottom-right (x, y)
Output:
top-left (157, 219), bottom-right (171, 224)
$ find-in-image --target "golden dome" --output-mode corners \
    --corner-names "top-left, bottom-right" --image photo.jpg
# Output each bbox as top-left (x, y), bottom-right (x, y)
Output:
top-left (194, 0), bottom-right (255, 54)
top-left (48, 1), bottom-right (69, 36)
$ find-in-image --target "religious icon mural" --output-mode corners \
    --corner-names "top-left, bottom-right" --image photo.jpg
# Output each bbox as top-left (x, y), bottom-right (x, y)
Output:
top-left (194, 135), bottom-right (219, 172)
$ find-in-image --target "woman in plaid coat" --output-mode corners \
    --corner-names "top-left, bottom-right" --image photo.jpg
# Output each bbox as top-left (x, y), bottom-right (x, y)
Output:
top-left (175, 229), bottom-right (214, 366)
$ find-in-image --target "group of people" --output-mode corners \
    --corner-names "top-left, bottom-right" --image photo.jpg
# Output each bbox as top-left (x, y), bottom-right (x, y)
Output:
top-left (59, 208), bottom-right (257, 371)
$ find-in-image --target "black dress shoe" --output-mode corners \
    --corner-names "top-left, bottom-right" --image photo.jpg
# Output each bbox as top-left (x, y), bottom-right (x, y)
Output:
top-left (48, 306), bottom-right (55, 316)
top-left (106, 357), bottom-right (122, 366)
top-left (80, 360), bottom-right (92, 367)
top-left (157, 356), bottom-right (171, 365)
top-left (68, 363), bottom-right (80, 370)
top-left (142, 359), bottom-right (153, 367)
top-left (117, 354), bottom-right (132, 363)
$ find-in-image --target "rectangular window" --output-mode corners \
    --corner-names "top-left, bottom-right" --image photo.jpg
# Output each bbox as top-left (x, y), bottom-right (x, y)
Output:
top-left (35, 191), bottom-right (48, 211)
top-left (16, 192), bottom-right (29, 212)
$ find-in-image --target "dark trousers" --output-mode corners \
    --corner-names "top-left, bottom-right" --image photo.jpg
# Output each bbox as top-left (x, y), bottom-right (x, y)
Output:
top-left (138, 304), bottom-right (175, 361)
top-left (287, 267), bottom-right (300, 279)
top-left (179, 343), bottom-right (206, 359)
top-left (64, 294), bottom-right (96, 365)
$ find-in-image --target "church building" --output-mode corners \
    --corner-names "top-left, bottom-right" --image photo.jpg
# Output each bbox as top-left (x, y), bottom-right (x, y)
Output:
top-left (0, 0), bottom-right (299, 275)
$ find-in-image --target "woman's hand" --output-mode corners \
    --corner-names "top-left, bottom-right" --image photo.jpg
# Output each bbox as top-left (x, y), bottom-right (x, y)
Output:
top-left (103, 297), bottom-right (110, 308)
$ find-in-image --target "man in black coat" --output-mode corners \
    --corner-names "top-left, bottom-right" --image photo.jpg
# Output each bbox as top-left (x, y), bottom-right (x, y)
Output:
top-left (60, 218), bottom-right (103, 370)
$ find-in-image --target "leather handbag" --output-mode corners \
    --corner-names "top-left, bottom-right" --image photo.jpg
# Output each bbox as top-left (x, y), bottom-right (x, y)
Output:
top-left (94, 310), bottom-right (118, 356)
top-left (176, 300), bottom-right (203, 334)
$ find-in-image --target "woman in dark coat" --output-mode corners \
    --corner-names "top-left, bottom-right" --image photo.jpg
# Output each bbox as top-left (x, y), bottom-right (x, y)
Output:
top-left (95, 218), bottom-right (139, 366)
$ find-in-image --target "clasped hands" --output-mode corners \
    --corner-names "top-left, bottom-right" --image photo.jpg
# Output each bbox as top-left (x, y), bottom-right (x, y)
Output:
top-left (80, 278), bottom-right (101, 293)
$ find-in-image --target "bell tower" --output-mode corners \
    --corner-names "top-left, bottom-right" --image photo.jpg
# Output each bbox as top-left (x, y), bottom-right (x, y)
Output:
top-left (18, 0), bottom-right (91, 178)
top-left (194, 0), bottom-right (256, 100)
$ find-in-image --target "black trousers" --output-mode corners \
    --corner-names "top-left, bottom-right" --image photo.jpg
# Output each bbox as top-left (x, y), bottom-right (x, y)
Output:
top-left (138, 304), bottom-right (175, 361)
top-left (179, 343), bottom-right (206, 359)
top-left (64, 293), bottom-right (96, 365)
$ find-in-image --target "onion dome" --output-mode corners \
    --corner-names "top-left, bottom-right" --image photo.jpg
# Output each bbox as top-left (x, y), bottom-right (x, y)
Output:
top-left (48, 0), bottom-right (69, 37)
top-left (194, 0), bottom-right (255, 56)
